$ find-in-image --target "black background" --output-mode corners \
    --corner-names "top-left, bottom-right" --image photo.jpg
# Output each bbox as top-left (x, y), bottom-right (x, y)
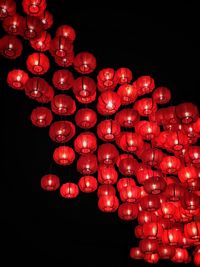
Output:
top-left (1, 1), bottom-right (199, 266)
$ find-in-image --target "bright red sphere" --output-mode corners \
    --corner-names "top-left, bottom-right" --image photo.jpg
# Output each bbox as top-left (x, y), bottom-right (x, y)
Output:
top-left (31, 106), bottom-right (53, 127)
top-left (53, 146), bottom-right (75, 166)
top-left (41, 174), bottom-right (60, 191)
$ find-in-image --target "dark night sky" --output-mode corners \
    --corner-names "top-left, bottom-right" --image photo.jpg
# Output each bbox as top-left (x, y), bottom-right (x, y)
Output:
top-left (1, 2), bottom-right (199, 267)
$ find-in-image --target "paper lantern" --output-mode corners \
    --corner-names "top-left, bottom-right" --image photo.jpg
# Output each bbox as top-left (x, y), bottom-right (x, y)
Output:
top-left (53, 146), bottom-right (75, 166)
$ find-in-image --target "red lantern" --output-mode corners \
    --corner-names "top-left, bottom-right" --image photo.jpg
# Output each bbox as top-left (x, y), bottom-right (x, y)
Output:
top-left (159, 202), bottom-right (176, 219)
top-left (157, 245), bottom-right (175, 259)
top-left (22, 0), bottom-right (46, 16)
top-left (0, 35), bottom-right (22, 59)
top-left (21, 16), bottom-right (43, 39)
top-left (75, 108), bottom-right (97, 129)
top-left (133, 98), bottom-right (157, 116)
top-left (194, 252), bottom-right (200, 266)
top-left (97, 120), bottom-right (120, 141)
top-left (54, 52), bottom-right (74, 68)
top-left (176, 102), bottom-right (199, 124)
top-left (0, 0), bottom-right (16, 19)
top-left (31, 106), bottom-right (53, 127)
top-left (160, 156), bottom-right (181, 174)
top-left (41, 174), bottom-right (60, 191)
top-left (140, 148), bottom-right (164, 168)
top-left (77, 154), bottom-right (98, 175)
top-left (98, 165), bottom-right (118, 185)
top-left (135, 120), bottom-right (160, 140)
top-left (117, 178), bottom-right (136, 192)
top-left (152, 86), bottom-right (171, 104)
top-left (78, 176), bottom-right (97, 193)
top-left (115, 109), bottom-right (140, 128)
top-left (2, 14), bottom-right (23, 35)
top-left (144, 176), bottom-right (166, 194)
top-left (120, 185), bottom-right (141, 203)
top-left (60, 182), bottom-right (79, 199)
top-left (73, 76), bottom-right (96, 99)
top-left (49, 121), bottom-right (75, 143)
top-left (116, 67), bottom-right (132, 84)
top-left (165, 183), bottom-right (185, 202)
top-left (144, 253), bottom-right (159, 264)
top-left (74, 132), bottom-right (97, 154)
top-left (134, 75), bottom-right (155, 96)
top-left (52, 69), bottom-right (74, 90)
top-left (26, 52), bottom-right (50, 75)
top-left (118, 156), bottom-right (138, 176)
top-left (165, 130), bottom-right (188, 151)
top-left (51, 94), bottom-right (76, 116)
top-left (50, 36), bottom-right (73, 58)
top-left (97, 91), bottom-right (121, 115)
top-left (118, 203), bottom-right (138, 220)
top-left (73, 52), bottom-right (96, 74)
top-left (98, 195), bottom-right (119, 212)
top-left (171, 248), bottom-right (189, 263)
top-left (140, 195), bottom-right (161, 211)
top-left (53, 146), bottom-right (75, 166)
top-left (116, 132), bottom-right (143, 153)
top-left (7, 69), bottom-right (29, 90)
top-left (139, 239), bottom-right (158, 254)
top-left (130, 247), bottom-right (144, 260)
top-left (137, 211), bottom-right (158, 225)
top-left (39, 10), bottom-right (53, 30)
top-left (97, 68), bottom-right (118, 92)
top-left (55, 24), bottom-right (76, 42)
top-left (162, 228), bottom-right (182, 246)
top-left (143, 222), bottom-right (163, 240)
top-left (30, 31), bottom-right (51, 51)
top-left (178, 166), bottom-right (197, 183)
top-left (97, 184), bottom-right (116, 198)
top-left (184, 222), bottom-right (200, 240)
top-left (181, 191), bottom-right (200, 211)
top-left (117, 84), bottom-right (137, 105)
top-left (97, 143), bottom-right (119, 165)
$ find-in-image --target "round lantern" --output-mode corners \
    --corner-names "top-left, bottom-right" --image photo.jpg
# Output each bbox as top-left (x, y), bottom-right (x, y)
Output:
top-left (115, 109), bottom-right (140, 128)
top-left (171, 248), bottom-right (189, 263)
top-left (184, 222), bottom-right (200, 240)
top-left (116, 67), bottom-right (132, 84)
top-left (30, 31), bottom-right (51, 51)
top-left (22, 0), bottom-right (46, 16)
top-left (152, 86), bottom-right (171, 104)
top-left (157, 245), bottom-right (175, 259)
top-left (78, 176), bottom-right (97, 193)
top-left (181, 191), bottom-right (200, 211)
top-left (75, 108), bottom-right (97, 129)
top-left (52, 69), bottom-right (74, 90)
top-left (116, 132), bottom-right (143, 153)
top-left (118, 203), bottom-right (138, 221)
top-left (21, 16), bottom-right (43, 39)
top-left (41, 174), bottom-right (60, 191)
top-left (97, 91), bottom-right (121, 115)
top-left (194, 252), bottom-right (200, 266)
top-left (54, 52), bottom-right (74, 68)
top-left (165, 183), bottom-right (185, 202)
top-left (176, 102), bottom-right (199, 124)
top-left (0, 0), bottom-right (16, 19)
top-left (133, 98), bottom-right (157, 116)
top-left (50, 36), bottom-right (73, 58)
top-left (185, 146), bottom-right (200, 166)
top-left (135, 120), bottom-right (160, 140)
top-left (165, 130), bottom-right (188, 151)
top-left (117, 178), bottom-right (136, 192)
top-left (118, 156), bottom-right (138, 176)
top-left (98, 165), bottom-right (118, 185)
top-left (55, 24), bottom-right (76, 42)
top-left (73, 52), bottom-right (96, 74)
top-left (77, 154), bottom-right (98, 175)
top-left (117, 84), bottom-right (137, 105)
top-left (140, 148), bottom-right (164, 168)
top-left (51, 94), bottom-right (76, 116)
top-left (97, 68), bottom-right (118, 92)
top-left (160, 156), bottom-right (181, 174)
top-left (53, 146), bottom-right (75, 166)
top-left (60, 182), bottom-right (79, 199)
top-left (74, 132), bottom-right (97, 154)
top-left (130, 247), bottom-right (144, 260)
top-left (73, 76), bottom-right (96, 100)
top-left (144, 253), bottom-right (159, 264)
top-left (31, 107), bottom-right (53, 127)
top-left (159, 202), bottom-right (176, 219)
top-left (98, 195), bottom-right (119, 212)
top-left (134, 75), bottom-right (155, 96)
top-left (120, 185), bottom-right (141, 203)
top-left (39, 10), bottom-right (53, 30)
top-left (137, 211), bottom-right (158, 225)
top-left (144, 176), bottom-right (167, 194)
top-left (0, 35), bottom-right (22, 59)
top-left (178, 166), bottom-right (197, 183)
top-left (162, 229), bottom-right (183, 246)
top-left (139, 239), bottom-right (158, 254)
top-left (7, 69), bottom-right (29, 90)
top-left (2, 14), bottom-right (23, 35)
top-left (97, 119), bottom-right (120, 141)
top-left (140, 195), bottom-right (161, 211)
top-left (97, 184), bottom-right (116, 198)
top-left (49, 121), bottom-right (75, 143)
top-left (143, 222), bottom-right (163, 240)
top-left (26, 52), bottom-right (50, 75)
top-left (97, 143), bottom-right (119, 165)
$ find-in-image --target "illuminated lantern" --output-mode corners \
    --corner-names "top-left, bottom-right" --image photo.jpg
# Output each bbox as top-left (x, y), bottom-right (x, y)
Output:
top-left (144, 253), bottom-right (159, 264)
top-left (116, 153), bottom-right (134, 168)
top-left (117, 178), bottom-right (136, 192)
top-left (144, 176), bottom-right (166, 194)
top-left (117, 84), bottom-right (137, 105)
top-left (120, 185), bottom-right (141, 203)
top-left (143, 222), bottom-right (163, 240)
top-left (60, 182), bottom-right (79, 198)
top-left (7, 69), bottom-right (29, 90)
top-left (51, 94), bottom-right (76, 116)
top-left (78, 176), bottom-right (97, 193)
top-left (25, 77), bottom-right (54, 103)
top-left (97, 68), bottom-right (118, 91)
top-left (30, 31), bottom-right (51, 51)
top-left (135, 165), bottom-right (158, 184)
top-left (97, 120), bottom-right (120, 141)
top-left (133, 98), bottom-right (157, 116)
top-left (115, 109), bottom-right (140, 128)
top-left (31, 106), bottom-right (53, 127)
top-left (54, 52), bottom-right (74, 68)
top-left (160, 156), bottom-right (181, 174)
top-left (75, 91), bottom-right (96, 104)
top-left (55, 24), bottom-right (76, 42)
top-left (158, 245), bottom-right (175, 259)
top-left (73, 52), bottom-right (96, 74)
top-left (98, 195), bottom-right (119, 212)
top-left (98, 165), bottom-right (118, 185)
top-left (26, 52), bottom-right (50, 75)
top-left (74, 132), bottom-right (97, 154)
top-left (137, 211), bottom-right (158, 225)
top-left (176, 102), bottom-right (199, 124)
top-left (116, 67), bottom-right (132, 84)
top-left (139, 239), bottom-right (158, 254)
top-left (53, 146), bottom-right (75, 166)
top-left (97, 143), bottom-right (119, 165)
top-left (49, 121), bottom-right (75, 143)
top-left (140, 148), bottom-right (164, 168)
top-left (97, 184), bottom-right (116, 198)
top-left (97, 91), bottom-right (121, 115)
top-left (178, 166), bottom-right (197, 183)
top-left (77, 154), bottom-right (98, 175)
top-left (135, 225), bottom-right (145, 239)
top-left (181, 191), bottom-right (200, 211)
top-left (134, 75), bottom-right (155, 96)
top-left (165, 183), bottom-right (185, 202)
top-left (52, 69), bottom-right (74, 90)
top-left (73, 76), bottom-right (96, 100)
top-left (162, 229), bottom-right (182, 246)
top-left (118, 203), bottom-right (138, 220)
top-left (130, 247), bottom-right (144, 260)
top-left (140, 195), bottom-right (161, 211)
top-left (116, 132), bottom-right (143, 153)
top-left (186, 178), bottom-right (200, 191)
top-left (135, 120), bottom-right (160, 140)
top-left (159, 202), bottom-right (176, 219)
top-left (39, 10), bottom-right (53, 30)
top-left (22, 0), bottom-right (46, 16)
top-left (50, 36), bottom-right (73, 58)
top-left (118, 156), bottom-right (138, 176)
top-left (41, 174), bottom-right (60, 191)
top-left (171, 248), bottom-right (189, 263)
top-left (0, 35), bottom-right (22, 59)
top-left (75, 108), bottom-right (97, 129)
top-left (184, 222), bottom-right (200, 240)
top-left (152, 86), bottom-right (171, 104)
top-left (0, 0), bottom-right (16, 19)
top-left (21, 16), bottom-right (43, 39)
top-left (166, 131), bottom-right (188, 151)
top-left (2, 14), bottom-right (23, 35)
top-left (185, 146), bottom-right (200, 166)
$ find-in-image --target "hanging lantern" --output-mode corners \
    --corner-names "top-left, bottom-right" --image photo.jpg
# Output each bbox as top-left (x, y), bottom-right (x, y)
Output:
top-left (98, 195), bottom-right (119, 212)
top-left (50, 36), bottom-right (73, 58)
top-left (77, 154), bottom-right (98, 175)
top-left (137, 211), bottom-right (158, 225)
top-left (144, 253), bottom-right (159, 264)
top-left (41, 174), bottom-right (60, 191)
top-left (165, 183), bottom-right (185, 202)
top-left (133, 98), bottom-right (157, 116)
top-left (178, 166), bottom-right (197, 183)
top-left (73, 52), bottom-right (96, 74)
top-left (152, 86), bottom-right (171, 104)
top-left (176, 102), bottom-right (199, 124)
top-left (118, 156), bottom-right (138, 176)
top-left (160, 156), bottom-right (181, 174)
top-left (144, 176), bottom-right (166, 194)
top-left (60, 182), bottom-right (79, 198)
top-left (0, 35), bottom-right (22, 59)
top-left (140, 148), bottom-right (164, 168)
top-left (52, 69), bottom-right (74, 90)
top-left (97, 68), bottom-right (118, 92)
top-left (139, 239), bottom-right (158, 254)
top-left (159, 202), bottom-right (176, 219)
top-left (30, 31), bottom-right (51, 51)
top-left (135, 120), bottom-right (160, 140)
top-left (73, 76), bottom-right (96, 100)
top-left (158, 245), bottom-right (175, 259)
top-left (31, 106), bottom-right (53, 127)
top-left (74, 132), bottom-right (97, 154)
top-left (115, 109), bottom-right (140, 128)
top-left (165, 130), bottom-right (188, 151)
top-left (194, 252), bottom-right (200, 266)
top-left (142, 222), bottom-right (163, 240)
top-left (117, 178), bottom-right (136, 192)
top-left (171, 248), bottom-right (189, 263)
top-left (184, 222), bottom-right (200, 240)
top-left (21, 16), bottom-right (43, 39)
top-left (78, 176), bottom-right (97, 193)
top-left (97, 143), bottom-right (119, 165)
top-left (130, 247), bottom-right (144, 260)
top-left (22, 0), bottom-right (46, 16)
top-left (51, 94), bottom-right (76, 116)
top-left (54, 52), bottom-right (74, 68)
top-left (97, 184), bottom-right (116, 198)
top-left (0, 0), bottom-right (16, 19)
top-left (116, 67), bottom-right (133, 84)
top-left (97, 91), bottom-right (121, 115)
top-left (49, 121), bottom-right (75, 143)
top-left (7, 69), bottom-right (29, 90)
top-left (98, 165), bottom-right (118, 185)
top-left (97, 119), bottom-right (120, 141)
top-left (39, 10), bottom-right (53, 30)
top-left (181, 191), bottom-right (200, 211)
top-left (185, 146), bottom-right (200, 166)
top-left (118, 203), bottom-right (138, 221)
top-left (53, 146), bottom-right (75, 166)
top-left (120, 185), bottom-right (141, 203)
top-left (140, 195), bottom-right (161, 211)
top-left (55, 24), bottom-right (76, 42)
top-left (162, 228), bottom-right (183, 246)
top-left (75, 108), bottom-right (97, 129)
top-left (117, 84), bottom-right (137, 105)
top-left (134, 75), bottom-right (155, 96)
top-left (2, 14), bottom-right (23, 35)
top-left (116, 132), bottom-right (143, 153)
top-left (26, 52), bottom-right (50, 75)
